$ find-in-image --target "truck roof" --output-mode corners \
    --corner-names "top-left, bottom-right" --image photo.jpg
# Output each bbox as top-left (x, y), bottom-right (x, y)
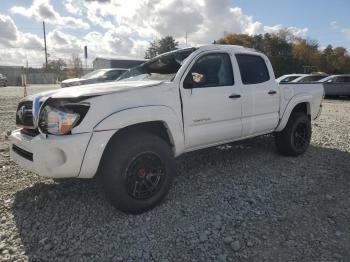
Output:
top-left (196, 44), bottom-right (258, 54)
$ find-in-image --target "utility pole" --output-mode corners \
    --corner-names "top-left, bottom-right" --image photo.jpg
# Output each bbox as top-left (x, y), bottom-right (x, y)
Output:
top-left (185, 31), bottom-right (188, 46)
top-left (84, 46), bottom-right (88, 69)
top-left (43, 21), bottom-right (48, 70)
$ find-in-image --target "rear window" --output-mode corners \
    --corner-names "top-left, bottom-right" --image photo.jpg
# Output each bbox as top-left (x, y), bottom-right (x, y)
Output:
top-left (235, 54), bottom-right (270, 85)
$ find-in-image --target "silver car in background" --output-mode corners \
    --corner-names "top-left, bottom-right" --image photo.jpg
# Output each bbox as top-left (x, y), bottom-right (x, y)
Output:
top-left (320, 74), bottom-right (350, 97)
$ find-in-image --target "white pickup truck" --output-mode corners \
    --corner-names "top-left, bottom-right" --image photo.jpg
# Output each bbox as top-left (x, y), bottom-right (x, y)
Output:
top-left (10, 45), bottom-right (324, 213)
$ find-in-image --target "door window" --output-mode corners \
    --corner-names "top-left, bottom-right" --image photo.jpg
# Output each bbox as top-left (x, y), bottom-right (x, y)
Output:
top-left (185, 53), bottom-right (234, 88)
top-left (235, 54), bottom-right (270, 85)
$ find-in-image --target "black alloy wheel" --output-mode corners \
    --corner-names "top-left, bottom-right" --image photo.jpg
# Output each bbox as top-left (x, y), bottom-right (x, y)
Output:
top-left (124, 152), bottom-right (166, 200)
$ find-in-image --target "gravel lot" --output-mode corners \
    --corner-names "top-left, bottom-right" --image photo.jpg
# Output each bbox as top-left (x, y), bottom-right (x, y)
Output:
top-left (0, 85), bottom-right (350, 262)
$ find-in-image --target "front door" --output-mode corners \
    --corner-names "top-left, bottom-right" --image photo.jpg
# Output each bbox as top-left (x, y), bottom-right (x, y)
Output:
top-left (180, 52), bottom-right (242, 149)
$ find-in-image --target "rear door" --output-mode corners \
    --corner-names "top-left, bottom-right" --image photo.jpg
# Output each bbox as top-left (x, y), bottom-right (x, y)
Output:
top-left (180, 52), bottom-right (242, 149)
top-left (235, 54), bottom-right (280, 136)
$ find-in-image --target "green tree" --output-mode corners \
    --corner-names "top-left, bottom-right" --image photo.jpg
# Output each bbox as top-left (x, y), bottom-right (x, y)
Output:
top-left (292, 38), bottom-right (320, 71)
top-left (214, 31), bottom-right (297, 76)
top-left (145, 36), bottom-right (179, 59)
top-left (319, 45), bottom-right (335, 73)
top-left (214, 30), bottom-right (350, 76)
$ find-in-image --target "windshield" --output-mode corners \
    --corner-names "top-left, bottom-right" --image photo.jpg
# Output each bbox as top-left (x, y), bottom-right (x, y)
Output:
top-left (118, 48), bottom-right (197, 82)
top-left (81, 69), bottom-right (108, 79)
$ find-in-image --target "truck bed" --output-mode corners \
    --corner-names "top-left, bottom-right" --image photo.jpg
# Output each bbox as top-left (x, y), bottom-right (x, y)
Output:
top-left (278, 82), bottom-right (324, 121)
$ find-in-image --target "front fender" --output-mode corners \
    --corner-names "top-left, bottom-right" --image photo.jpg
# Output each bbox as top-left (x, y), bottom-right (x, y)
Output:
top-left (93, 105), bottom-right (185, 156)
top-left (275, 94), bottom-right (311, 132)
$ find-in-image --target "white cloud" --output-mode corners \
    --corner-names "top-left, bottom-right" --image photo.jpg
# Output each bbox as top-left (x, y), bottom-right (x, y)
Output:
top-left (10, 0), bottom-right (90, 29)
top-left (341, 28), bottom-right (350, 38)
top-left (264, 25), bottom-right (308, 38)
top-left (62, 0), bottom-right (83, 15)
top-left (0, 14), bottom-right (45, 66)
top-left (78, 0), bottom-right (308, 45)
top-left (0, 14), bottom-right (19, 45)
top-left (330, 21), bottom-right (350, 40)
top-left (0, 14), bottom-right (43, 50)
top-left (2, 0), bottom-right (311, 66)
top-left (330, 21), bottom-right (338, 30)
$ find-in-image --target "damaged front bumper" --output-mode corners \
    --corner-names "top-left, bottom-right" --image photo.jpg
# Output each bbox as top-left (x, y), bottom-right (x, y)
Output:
top-left (9, 129), bottom-right (91, 178)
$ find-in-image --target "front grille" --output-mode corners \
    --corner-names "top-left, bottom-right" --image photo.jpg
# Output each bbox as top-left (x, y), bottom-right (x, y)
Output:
top-left (16, 101), bottom-right (34, 128)
top-left (12, 145), bottom-right (33, 161)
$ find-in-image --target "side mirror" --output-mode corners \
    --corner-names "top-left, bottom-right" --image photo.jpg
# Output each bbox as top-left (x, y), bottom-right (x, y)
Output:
top-left (183, 72), bottom-right (206, 89)
top-left (192, 72), bottom-right (206, 84)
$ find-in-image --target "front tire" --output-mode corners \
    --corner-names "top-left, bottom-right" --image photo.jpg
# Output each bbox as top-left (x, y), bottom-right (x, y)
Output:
top-left (275, 112), bottom-right (311, 156)
top-left (100, 132), bottom-right (176, 214)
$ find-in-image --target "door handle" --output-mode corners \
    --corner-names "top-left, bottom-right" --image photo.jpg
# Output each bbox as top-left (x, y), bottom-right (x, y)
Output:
top-left (229, 94), bottom-right (241, 99)
top-left (268, 90), bottom-right (277, 95)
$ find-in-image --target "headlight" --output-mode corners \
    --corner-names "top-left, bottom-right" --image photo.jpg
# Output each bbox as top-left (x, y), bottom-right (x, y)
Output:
top-left (38, 99), bottom-right (90, 135)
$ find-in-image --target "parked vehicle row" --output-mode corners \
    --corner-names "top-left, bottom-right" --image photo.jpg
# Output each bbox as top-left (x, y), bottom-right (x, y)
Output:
top-left (276, 72), bottom-right (328, 83)
top-left (277, 72), bottom-right (350, 97)
top-left (292, 73), bottom-right (329, 83)
top-left (10, 45), bottom-right (324, 214)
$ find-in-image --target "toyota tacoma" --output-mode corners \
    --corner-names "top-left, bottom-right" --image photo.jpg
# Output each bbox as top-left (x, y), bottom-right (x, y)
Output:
top-left (10, 45), bottom-right (324, 214)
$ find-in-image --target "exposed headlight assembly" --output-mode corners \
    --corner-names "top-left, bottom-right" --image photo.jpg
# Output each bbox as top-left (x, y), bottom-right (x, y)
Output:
top-left (38, 98), bottom-right (90, 135)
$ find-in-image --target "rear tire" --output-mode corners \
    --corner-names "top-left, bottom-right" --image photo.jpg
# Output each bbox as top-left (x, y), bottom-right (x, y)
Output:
top-left (100, 132), bottom-right (176, 214)
top-left (275, 112), bottom-right (311, 156)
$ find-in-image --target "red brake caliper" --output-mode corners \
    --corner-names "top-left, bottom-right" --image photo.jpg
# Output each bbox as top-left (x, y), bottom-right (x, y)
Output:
top-left (138, 168), bottom-right (146, 178)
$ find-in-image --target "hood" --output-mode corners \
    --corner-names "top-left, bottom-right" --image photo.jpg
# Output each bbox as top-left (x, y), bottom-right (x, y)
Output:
top-left (61, 78), bottom-right (81, 84)
top-left (24, 80), bottom-right (164, 101)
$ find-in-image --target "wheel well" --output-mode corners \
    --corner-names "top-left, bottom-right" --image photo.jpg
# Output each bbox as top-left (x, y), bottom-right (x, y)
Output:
top-left (96, 121), bottom-right (174, 179)
top-left (110, 121), bottom-right (173, 146)
top-left (291, 102), bottom-right (310, 118)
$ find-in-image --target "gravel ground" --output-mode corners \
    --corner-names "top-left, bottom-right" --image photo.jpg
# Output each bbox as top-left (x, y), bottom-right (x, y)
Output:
top-left (0, 85), bottom-right (350, 262)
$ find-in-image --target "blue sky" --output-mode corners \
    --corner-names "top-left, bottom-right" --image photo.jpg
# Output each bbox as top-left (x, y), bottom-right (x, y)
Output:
top-left (235, 0), bottom-right (350, 49)
top-left (0, 0), bottom-right (349, 66)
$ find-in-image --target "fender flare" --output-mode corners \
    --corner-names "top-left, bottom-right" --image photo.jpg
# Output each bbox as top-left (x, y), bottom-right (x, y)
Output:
top-left (93, 105), bottom-right (185, 156)
top-left (275, 93), bottom-right (311, 132)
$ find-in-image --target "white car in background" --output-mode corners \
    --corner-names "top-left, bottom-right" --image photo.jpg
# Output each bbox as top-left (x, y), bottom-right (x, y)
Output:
top-left (291, 73), bottom-right (328, 83)
top-left (276, 74), bottom-right (307, 83)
